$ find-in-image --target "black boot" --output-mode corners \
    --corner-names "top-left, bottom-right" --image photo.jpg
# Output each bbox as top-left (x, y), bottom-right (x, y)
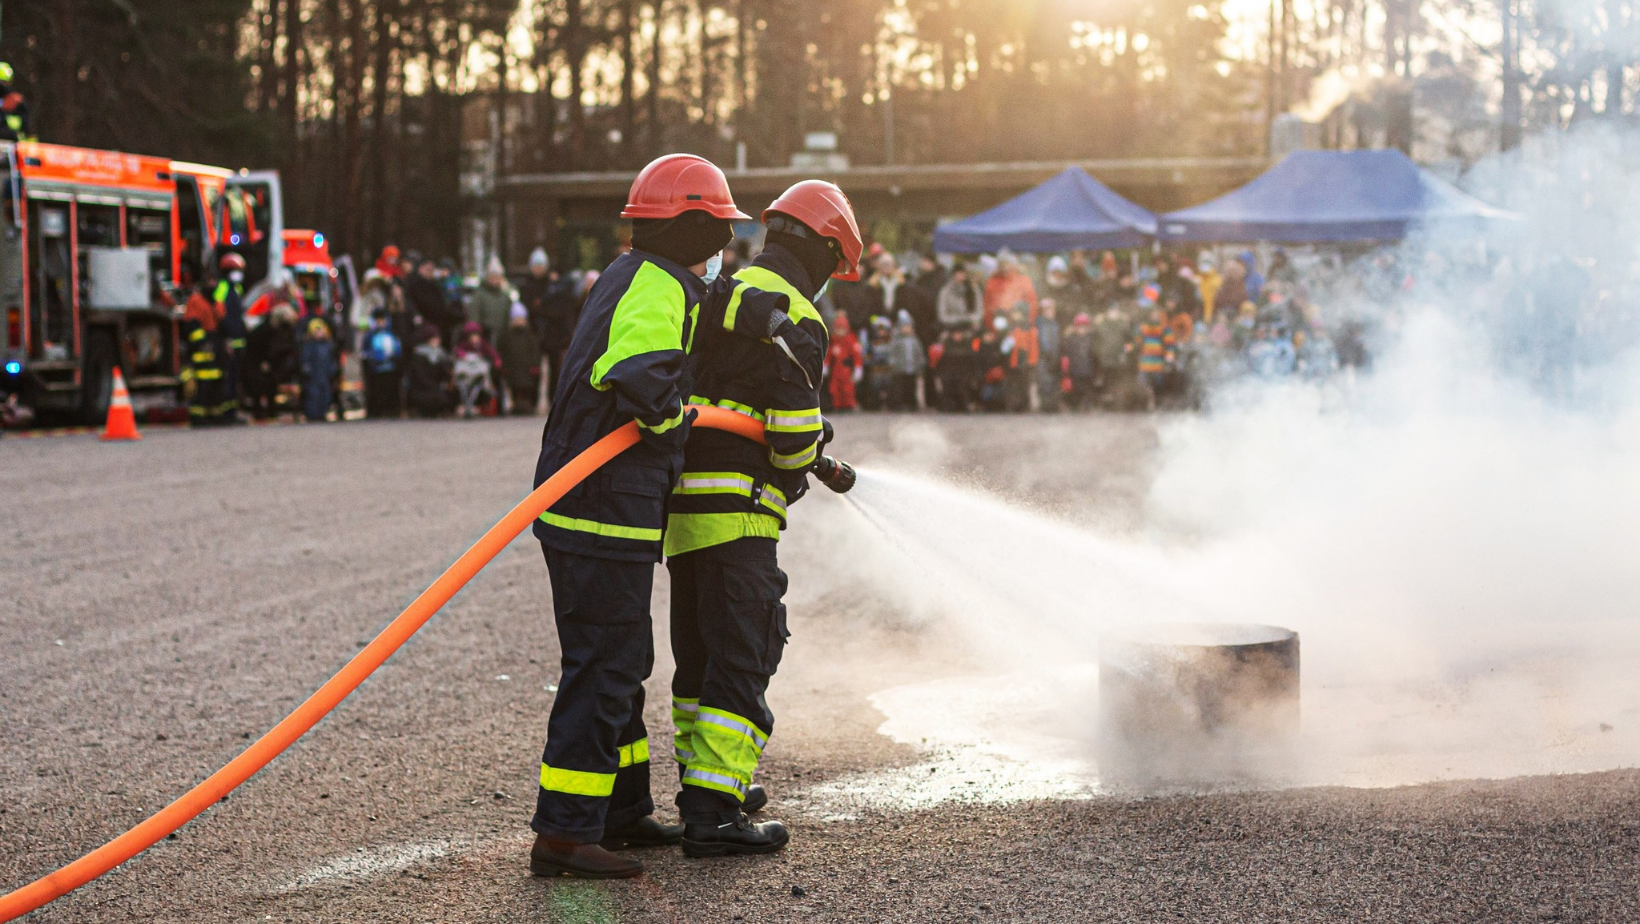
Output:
top-left (681, 814), bottom-right (790, 858)
top-left (601, 815), bottom-right (685, 850)
top-left (742, 784), bottom-right (768, 814)
top-left (529, 834), bottom-right (644, 879)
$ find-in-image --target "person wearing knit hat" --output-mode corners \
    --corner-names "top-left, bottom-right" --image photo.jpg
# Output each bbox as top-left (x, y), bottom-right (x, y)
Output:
top-left (498, 301), bottom-right (541, 415)
top-left (473, 255), bottom-right (515, 346)
top-left (1060, 309), bottom-right (1097, 410)
top-left (977, 254), bottom-right (999, 280)
top-left (519, 246), bottom-right (574, 405)
top-left (982, 249), bottom-right (1039, 329)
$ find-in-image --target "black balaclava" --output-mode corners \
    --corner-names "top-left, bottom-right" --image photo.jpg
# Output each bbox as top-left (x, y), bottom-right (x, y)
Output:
top-left (631, 211), bottom-right (734, 269)
top-left (763, 227), bottom-right (840, 301)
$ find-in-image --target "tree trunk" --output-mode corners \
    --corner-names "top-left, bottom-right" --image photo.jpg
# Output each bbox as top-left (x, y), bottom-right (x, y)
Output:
top-left (621, 0), bottom-right (638, 160)
top-left (53, 0), bottom-right (79, 143)
top-left (282, 0), bottom-right (304, 169)
top-left (343, 0), bottom-right (366, 252)
top-left (261, 0), bottom-right (282, 113)
top-left (369, 0), bottom-right (397, 250)
top-left (647, 0), bottom-right (664, 151)
top-left (566, 0), bottom-right (588, 167)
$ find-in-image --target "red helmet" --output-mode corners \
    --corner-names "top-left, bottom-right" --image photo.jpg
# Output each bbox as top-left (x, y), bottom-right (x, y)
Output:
top-left (219, 252), bottom-right (247, 271)
top-left (621, 154), bottom-right (749, 221)
top-left (763, 180), bottom-right (864, 282)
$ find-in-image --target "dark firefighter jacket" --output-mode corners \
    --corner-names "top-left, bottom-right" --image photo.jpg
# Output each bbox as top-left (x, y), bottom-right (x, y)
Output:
top-left (665, 247), bottom-right (829, 558)
top-left (1, 89), bottom-right (30, 142)
top-left (531, 250), bottom-right (704, 562)
top-left (213, 279), bottom-right (248, 348)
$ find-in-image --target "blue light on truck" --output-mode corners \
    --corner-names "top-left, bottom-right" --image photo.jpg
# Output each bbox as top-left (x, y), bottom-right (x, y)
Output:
top-left (4, 361), bottom-right (20, 375)
top-left (312, 233), bottom-right (325, 247)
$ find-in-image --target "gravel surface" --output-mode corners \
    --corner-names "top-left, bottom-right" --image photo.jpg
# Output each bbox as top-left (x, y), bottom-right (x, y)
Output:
top-left (3, 414), bottom-right (1638, 922)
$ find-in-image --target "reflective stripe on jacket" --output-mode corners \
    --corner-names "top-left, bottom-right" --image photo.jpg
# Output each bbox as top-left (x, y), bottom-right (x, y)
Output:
top-left (665, 247), bottom-right (828, 558)
top-left (531, 251), bottom-right (703, 562)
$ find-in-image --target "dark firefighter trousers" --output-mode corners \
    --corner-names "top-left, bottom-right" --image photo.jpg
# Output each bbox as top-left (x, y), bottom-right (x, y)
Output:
top-left (668, 537), bottom-right (789, 824)
top-left (532, 547), bottom-right (655, 843)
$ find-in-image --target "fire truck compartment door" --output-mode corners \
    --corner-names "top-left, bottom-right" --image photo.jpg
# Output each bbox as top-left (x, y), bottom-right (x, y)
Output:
top-left (85, 247), bottom-right (152, 310)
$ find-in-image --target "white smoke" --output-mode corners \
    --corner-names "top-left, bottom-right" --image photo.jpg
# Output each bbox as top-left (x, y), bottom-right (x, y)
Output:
top-left (794, 126), bottom-right (1640, 796)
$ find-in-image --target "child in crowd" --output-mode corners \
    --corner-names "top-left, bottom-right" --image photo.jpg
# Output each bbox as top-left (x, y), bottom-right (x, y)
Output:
top-left (1131, 305), bottom-right (1176, 409)
top-left (452, 321), bottom-right (500, 418)
top-left (1005, 305), bottom-right (1035, 413)
top-left (863, 316), bottom-right (895, 410)
top-left (825, 315), bottom-right (863, 411)
top-left (978, 313), bottom-right (1013, 412)
top-left (1060, 312), bottom-right (1096, 410)
top-left (360, 307), bottom-right (404, 419)
top-left (497, 302), bottom-right (541, 416)
top-left (1035, 301), bottom-right (1062, 412)
top-left (298, 317), bottom-right (337, 422)
top-left (936, 326), bottom-right (980, 412)
top-left (406, 325), bottom-right (453, 418)
top-left (887, 311), bottom-right (925, 411)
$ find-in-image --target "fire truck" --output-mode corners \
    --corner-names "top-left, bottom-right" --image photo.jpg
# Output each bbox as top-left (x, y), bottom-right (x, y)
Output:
top-left (0, 141), bottom-right (284, 424)
top-left (257, 228), bottom-right (356, 327)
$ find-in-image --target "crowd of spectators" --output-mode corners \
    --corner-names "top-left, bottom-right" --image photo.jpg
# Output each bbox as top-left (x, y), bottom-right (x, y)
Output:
top-left (815, 243), bottom-right (1352, 414)
top-left (348, 246), bottom-right (592, 421)
top-left (333, 238), bottom-right (1357, 424)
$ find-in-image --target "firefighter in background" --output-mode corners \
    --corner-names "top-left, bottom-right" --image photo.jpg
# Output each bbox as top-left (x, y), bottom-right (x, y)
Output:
top-left (527, 154), bottom-right (747, 880)
top-left (215, 253), bottom-right (250, 420)
top-left (0, 63), bottom-right (33, 143)
top-left (181, 278), bottom-right (233, 425)
top-left (666, 180), bottom-right (862, 856)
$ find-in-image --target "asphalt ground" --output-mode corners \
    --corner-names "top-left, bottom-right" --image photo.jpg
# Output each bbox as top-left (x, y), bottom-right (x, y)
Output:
top-left (3, 414), bottom-right (1638, 923)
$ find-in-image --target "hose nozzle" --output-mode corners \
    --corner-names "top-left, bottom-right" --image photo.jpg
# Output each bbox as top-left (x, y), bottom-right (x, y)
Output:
top-left (811, 455), bottom-right (856, 494)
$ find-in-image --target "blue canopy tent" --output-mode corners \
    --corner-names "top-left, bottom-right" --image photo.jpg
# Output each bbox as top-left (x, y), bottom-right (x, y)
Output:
top-left (933, 166), bottom-right (1158, 253)
top-left (1157, 149), bottom-right (1519, 243)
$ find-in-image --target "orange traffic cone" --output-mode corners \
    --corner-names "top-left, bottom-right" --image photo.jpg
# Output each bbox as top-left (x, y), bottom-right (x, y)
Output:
top-left (100, 368), bottom-right (142, 441)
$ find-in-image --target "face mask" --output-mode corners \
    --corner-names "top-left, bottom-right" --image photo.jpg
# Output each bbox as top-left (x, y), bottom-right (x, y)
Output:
top-left (814, 280), bottom-right (830, 301)
top-left (228, 271), bottom-right (244, 283)
top-left (702, 253), bottom-right (723, 284)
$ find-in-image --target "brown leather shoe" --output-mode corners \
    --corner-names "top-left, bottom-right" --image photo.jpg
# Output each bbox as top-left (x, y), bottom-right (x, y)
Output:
top-left (529, 834), bottom-right (644, 879)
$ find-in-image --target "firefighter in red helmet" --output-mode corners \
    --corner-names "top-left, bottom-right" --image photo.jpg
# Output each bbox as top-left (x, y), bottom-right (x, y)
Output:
top-left (213, 252), bottom-right (251, 421)
top-left (0, 63), bottom-right (33, 143)
top-left (526, 153), bottom-right (749, 879)
top-left (664, 179), bottom-right (861, 857)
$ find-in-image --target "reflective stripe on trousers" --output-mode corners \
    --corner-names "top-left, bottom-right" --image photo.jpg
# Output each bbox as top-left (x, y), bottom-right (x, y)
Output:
top-left (539, 735), bottom-right (648, 797)
top-left (672, 697), bottom-right (699, 764)
top-left (680, 706), bottom-right (768, 801)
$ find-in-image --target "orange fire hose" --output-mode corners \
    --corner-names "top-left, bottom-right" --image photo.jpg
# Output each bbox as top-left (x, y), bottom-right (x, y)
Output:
top-left (0, 405), bottom-right (765, 922)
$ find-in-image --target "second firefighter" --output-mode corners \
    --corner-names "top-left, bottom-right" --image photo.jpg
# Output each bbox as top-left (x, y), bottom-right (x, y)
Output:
top-left (666, 180), bottom-right (864, 856)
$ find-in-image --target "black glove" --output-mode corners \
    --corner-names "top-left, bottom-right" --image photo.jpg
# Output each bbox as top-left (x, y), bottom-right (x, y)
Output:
top-left (642, 405), bottom-right (697, 452)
